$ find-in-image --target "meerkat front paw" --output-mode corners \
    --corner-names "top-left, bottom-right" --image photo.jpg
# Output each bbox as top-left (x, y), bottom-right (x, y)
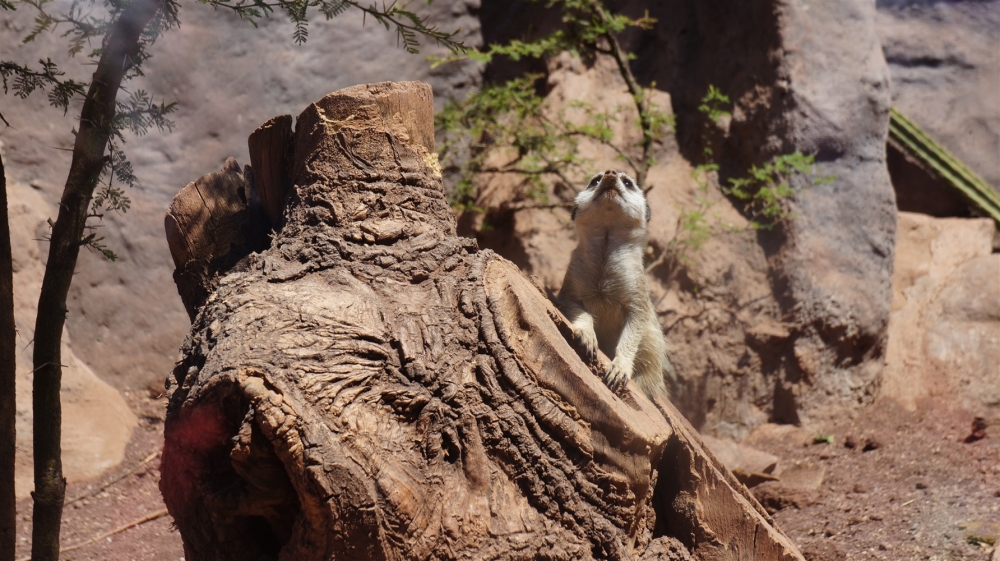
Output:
top-left (604, 358), bottom-right (632, 392)
top-left (573, 326), bottom-right (599, 362)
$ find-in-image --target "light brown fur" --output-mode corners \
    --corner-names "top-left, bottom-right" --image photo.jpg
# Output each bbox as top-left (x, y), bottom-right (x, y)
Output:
top-left (558, 170), bottom-right (672, 397)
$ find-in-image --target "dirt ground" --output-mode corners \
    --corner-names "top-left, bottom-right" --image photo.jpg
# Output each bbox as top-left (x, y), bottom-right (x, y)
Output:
top-left (10, 393), bottom-right (999, 560)
top-left (748, 399), bottom-right (1000, 561)
top-left (13, 391), bottom-right (184, 561)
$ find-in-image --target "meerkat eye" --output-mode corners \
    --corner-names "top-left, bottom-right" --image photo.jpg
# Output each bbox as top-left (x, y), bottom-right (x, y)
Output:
top-left (588, 175), bottom-right (601, 189)
top-left (621, 176), bottom-right (636, 189)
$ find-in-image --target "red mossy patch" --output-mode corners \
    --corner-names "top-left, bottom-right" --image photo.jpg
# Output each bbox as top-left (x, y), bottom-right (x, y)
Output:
top-left (160, 402), bottom-right (232, 511)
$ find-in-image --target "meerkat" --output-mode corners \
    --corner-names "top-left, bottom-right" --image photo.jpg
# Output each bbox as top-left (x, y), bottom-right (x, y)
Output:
top-left (557, 169), bottom-right (673, 398)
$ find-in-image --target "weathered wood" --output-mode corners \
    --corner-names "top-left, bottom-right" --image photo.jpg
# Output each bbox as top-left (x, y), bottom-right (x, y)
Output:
top-left (165, 157), bottom-right (268, 319)
top-left (650, 395), bottom-right (801, 560)
top-left (248, 115), bottom-right (294, 227)
top-left (160, 81), bottom-right (804, 561)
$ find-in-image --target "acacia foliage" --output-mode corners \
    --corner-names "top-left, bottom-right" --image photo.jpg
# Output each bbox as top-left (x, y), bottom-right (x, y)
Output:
top-left (434, 0), bottom-right (674, 211)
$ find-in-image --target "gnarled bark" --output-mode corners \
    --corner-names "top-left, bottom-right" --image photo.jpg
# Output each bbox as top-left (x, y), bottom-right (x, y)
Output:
top-left (161, 81), bottom-right (803, 561)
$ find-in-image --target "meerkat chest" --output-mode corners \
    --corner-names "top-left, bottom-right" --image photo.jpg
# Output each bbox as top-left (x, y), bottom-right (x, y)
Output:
top-left (577, 228), bottom-right (645, 303)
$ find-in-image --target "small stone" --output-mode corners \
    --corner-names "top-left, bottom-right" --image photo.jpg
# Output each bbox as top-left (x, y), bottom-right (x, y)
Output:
top-left (844, 434), bottom-right (881, 451)
top-left (964, 417), bottom-right (987, 443)
top-left (775, 460), bottom-right (826, 490)
top-left (701, 434), bottom-right (779, 487)
top-left (751, 481), bottom-right (817, 514)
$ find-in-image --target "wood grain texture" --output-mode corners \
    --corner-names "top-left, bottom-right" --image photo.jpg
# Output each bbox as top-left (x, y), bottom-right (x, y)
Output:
top-left (165, 157), bottom-right (269, 320)
top-left (247, 115), bottom-right (293, 227)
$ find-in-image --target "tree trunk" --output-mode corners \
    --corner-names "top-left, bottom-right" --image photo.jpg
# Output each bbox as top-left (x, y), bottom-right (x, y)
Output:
top-left (0, 154), bottom-right (16, 561)
top-left (160, 81), bottom-right (804, 561)
top-left (30, 0), bottom-right (162, 558)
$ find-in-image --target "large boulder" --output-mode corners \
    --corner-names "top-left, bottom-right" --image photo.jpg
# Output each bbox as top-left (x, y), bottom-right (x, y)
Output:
top-left (882, 212), bottom-right (999, 414)
top-left (638, 0), bottom-right (896, 429)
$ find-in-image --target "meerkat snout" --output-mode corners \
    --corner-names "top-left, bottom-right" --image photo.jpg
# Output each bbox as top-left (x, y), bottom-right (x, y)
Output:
top-left (558, 171), bottom-right (672, 398)
top-left (572, 170), bottom-right (651, 225)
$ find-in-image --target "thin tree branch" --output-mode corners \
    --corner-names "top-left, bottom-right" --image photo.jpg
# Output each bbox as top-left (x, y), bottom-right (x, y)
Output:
top-left (499, 200), bottom-right (575, 212)
top-left (203, 0), bottom-right (464, 52)
top-left (64, 451), bottom-right (159, 506)
top-left (591, 1), bottom-right (653, 187)
top-left (30, 0), bottom-right (164, 559)
top-left (480, 164), bottom-right (580, 195)
top-left (0, 146), bottom-right (17, 561)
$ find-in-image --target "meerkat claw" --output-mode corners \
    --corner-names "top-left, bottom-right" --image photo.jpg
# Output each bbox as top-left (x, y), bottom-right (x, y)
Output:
top-left (574, 328), bottom-right (599, 362)
top-left (604, 360), bottom-right (630, 391)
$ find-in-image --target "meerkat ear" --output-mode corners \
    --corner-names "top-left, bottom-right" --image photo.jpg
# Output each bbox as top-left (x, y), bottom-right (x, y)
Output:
top-left (645, 202), bottom-right (651, 223)
top-left (572, 205), bottom-right (579, 220)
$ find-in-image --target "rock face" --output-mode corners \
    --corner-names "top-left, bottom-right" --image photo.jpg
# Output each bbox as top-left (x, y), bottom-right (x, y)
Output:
top-left (638, 0), bottom-right (896, 428)
top-left (0, 1), bottom-right (483, 392)
top-left (876, 0), bottom-right (1000, 192)
top-left (2, 170), bottom-right (137, 499)
top-left (882, 212), bottom-right (999, 414)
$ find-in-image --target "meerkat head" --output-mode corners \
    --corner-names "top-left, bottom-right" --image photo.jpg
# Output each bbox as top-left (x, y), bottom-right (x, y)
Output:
top-left (572, 170), bottom-right (651, 226)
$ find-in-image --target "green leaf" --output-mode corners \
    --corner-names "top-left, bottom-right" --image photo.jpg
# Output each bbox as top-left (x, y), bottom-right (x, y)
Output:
top-left (812, 433), bottom-right (835, 445)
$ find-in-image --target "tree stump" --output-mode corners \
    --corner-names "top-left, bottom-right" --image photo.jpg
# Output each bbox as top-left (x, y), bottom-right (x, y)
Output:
top-left (160, 82), bottom-right (804, 561)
